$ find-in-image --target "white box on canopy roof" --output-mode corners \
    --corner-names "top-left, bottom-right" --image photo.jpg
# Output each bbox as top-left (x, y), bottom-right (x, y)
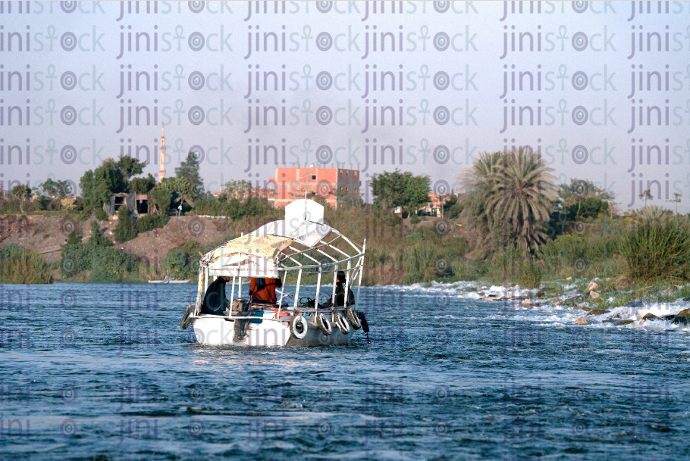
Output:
top-left (250, 200), bottom-right (331, 247)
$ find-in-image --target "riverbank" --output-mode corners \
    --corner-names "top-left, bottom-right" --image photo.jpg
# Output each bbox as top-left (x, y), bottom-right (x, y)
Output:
top-left (412, 278), bottom-right (690, 328)
top-left (0, 209), bottom-right (687, 290)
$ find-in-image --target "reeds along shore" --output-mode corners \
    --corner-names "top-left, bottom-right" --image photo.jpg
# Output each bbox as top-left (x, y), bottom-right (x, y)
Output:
top-left (2, 203), bottom-right (688, 290)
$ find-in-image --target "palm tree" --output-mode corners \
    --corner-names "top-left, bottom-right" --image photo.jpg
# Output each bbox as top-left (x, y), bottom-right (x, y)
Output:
top-left (635, 204), bottom-right (671, 224)
top-left (483, 146), bottom-right (557, 254)
top-left (639, 189), bottom-right (653, 207)
top-left (11, 184), bottom-right (32, 213)
top-left (460, 151), bottom-right (504, 257)
top-left (667, 192), bottom-right (681, 214)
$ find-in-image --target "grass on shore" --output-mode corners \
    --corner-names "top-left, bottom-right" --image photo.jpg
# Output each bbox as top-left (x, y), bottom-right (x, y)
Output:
top-left (4, 206), bottom-right (690, 292)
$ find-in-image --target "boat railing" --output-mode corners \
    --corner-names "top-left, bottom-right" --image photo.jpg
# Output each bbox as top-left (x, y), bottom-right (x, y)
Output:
top-left (211, 305), bottom-right (354, 321)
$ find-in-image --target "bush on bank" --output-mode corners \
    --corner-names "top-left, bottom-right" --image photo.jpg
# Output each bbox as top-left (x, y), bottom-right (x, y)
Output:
top-left (0, 245), bottom-right (52, 284)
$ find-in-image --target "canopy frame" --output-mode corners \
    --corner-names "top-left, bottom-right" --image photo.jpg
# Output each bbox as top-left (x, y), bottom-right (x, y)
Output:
top-left (194, 203), bottom-right (366, 323)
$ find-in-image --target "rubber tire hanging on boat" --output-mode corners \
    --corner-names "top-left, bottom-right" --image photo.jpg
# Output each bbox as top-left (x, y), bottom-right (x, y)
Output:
top-left (346, 308), bottom-right (361, 330)
top-left (316, 313), bottom-right (332, 335)
top-left (290, 315), bottom-right (309, 339)
top-left (180, 304), bottom-right (195, 330)
top-left (335, 313), bottom-right (350, 335)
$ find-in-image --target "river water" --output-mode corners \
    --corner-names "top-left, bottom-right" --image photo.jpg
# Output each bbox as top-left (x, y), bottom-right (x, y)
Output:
top-left (1, 282), bottom-right (688, 460)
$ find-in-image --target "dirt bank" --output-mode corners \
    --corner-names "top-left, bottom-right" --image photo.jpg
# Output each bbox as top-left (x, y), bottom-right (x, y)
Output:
top-left (0, 214), bottom-right (234, 278)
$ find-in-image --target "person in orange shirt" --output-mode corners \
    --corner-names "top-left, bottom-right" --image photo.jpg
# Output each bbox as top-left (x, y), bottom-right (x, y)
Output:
top-left (249, 277), bottom-right (282, 305)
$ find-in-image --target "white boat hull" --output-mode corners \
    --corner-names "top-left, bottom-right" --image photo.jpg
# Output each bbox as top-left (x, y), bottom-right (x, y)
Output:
top-left (191, 315), bottom-right (355, 347)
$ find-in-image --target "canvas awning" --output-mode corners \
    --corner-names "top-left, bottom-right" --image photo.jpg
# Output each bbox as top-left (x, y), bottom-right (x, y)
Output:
top-left (208, 253), bottom-right (281, 278)
top-left (206, 234), bottom-right (294, 264)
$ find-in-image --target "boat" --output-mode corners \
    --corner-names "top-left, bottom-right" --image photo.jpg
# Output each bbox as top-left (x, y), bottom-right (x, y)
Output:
top-left (148, 277), bottom-right (190, 284)
top-left (180, 199), bottom-right (366, 347)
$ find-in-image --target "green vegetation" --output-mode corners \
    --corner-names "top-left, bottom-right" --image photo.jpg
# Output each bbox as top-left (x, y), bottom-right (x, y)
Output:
top-left (149, 183), bottom-right (172, 215)
top-left (10, 184), bottom-right (32, 213)
top-left (160, 238), bottom-right (225, 280)
top-left (39, 178), bottom-right (74, 198)
top-left (60, 220), bottom-right (139, 282)
top-left (72, 154), bottom-right (205, 221)
top-left (370, 169), bottom-right (430, 215)
top-left (113, 206), bottom-right (137, 243)
top-left (192, 179), bottom-right (278, 219)
top-left (620, 212), bottom-right (690, 282)
top-left (66, 230), bottom-right (81, 245)
top-left (95, 207), bottom-right (109, 221)
top-left (0, 245), bottom-right (52, 284)
top-left (136, 214), bottom-right (169, 233)
top-left (484, 147), bottom-right (557, 253)
top-left (162, 249), bottom-right (188, 279)
top-left (440, 148), bottom-right (689, 287)
top-left (443, 193), bottom-right (464, 219)
top-left (555, 179), bottom-right (613, 223)
top-left (78, 156), bottom-right (152, 216)
top-left (154, 177), bottom-right (198, 215)
top-left (221, 180), bottom-right (252, 197)
top-left (129, 174), bottom-right (156, 194)
top-left (462, 148), bottom-right (557, 258)
top-left (175, 150), bottom-right (205, 197)
top-left (1, 177), bottom-right (83, 215)
top-left (193, 193), bottom-right (279, 219)
top-left (58, 211), bottom-right (170, 282)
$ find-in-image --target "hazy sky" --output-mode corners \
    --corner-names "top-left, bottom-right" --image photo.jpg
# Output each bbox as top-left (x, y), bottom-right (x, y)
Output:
top-left (2, 1), bottom-right (689, 212)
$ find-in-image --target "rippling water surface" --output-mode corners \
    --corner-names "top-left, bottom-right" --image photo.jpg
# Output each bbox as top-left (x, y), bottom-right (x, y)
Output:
top-left (1, 282), bottom-right (689, 460)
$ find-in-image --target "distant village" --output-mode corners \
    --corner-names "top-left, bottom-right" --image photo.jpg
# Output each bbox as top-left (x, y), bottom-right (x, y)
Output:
top-left (100, 127), bottom-right (449, 219)
top-left (1, 126), bottom-right (450, 220)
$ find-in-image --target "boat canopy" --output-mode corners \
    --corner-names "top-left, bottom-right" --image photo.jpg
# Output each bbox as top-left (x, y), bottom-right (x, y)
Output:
top-left (201, 200), bottom-right (354, 274)
top-left (204, 234), bottom-right (293, 278)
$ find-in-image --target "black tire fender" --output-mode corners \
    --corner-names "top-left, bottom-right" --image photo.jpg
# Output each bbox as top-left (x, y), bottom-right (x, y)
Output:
top-left (346, 308), bottom-right (361, 330)
top-left (335, 312), bottom-right (351, 335)
top-left (316, 313), bottom-right (332, 335)
top-left (180, 304), bottom-right (195, 330)
top-left (290, 315), bottom-right (309, 339)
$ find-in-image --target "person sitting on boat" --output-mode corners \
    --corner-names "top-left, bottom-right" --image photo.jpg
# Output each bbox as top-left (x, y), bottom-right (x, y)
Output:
top-left (249, 277), bottom-right (282, 305)
top-left (335, 270), bottom-right (355, 307)
top-left (322, 270), bottom-right (355, 308)
top-left (201, 275), bottom-right (230, 315)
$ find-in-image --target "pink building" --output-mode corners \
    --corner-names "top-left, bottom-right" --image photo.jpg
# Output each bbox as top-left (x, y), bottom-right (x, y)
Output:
top-left (269, 167), bottom-right (361, 209)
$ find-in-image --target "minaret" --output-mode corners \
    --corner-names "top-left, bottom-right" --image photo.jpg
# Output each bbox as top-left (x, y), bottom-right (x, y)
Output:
top-left (158, 125), bottom-right (166, 183)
